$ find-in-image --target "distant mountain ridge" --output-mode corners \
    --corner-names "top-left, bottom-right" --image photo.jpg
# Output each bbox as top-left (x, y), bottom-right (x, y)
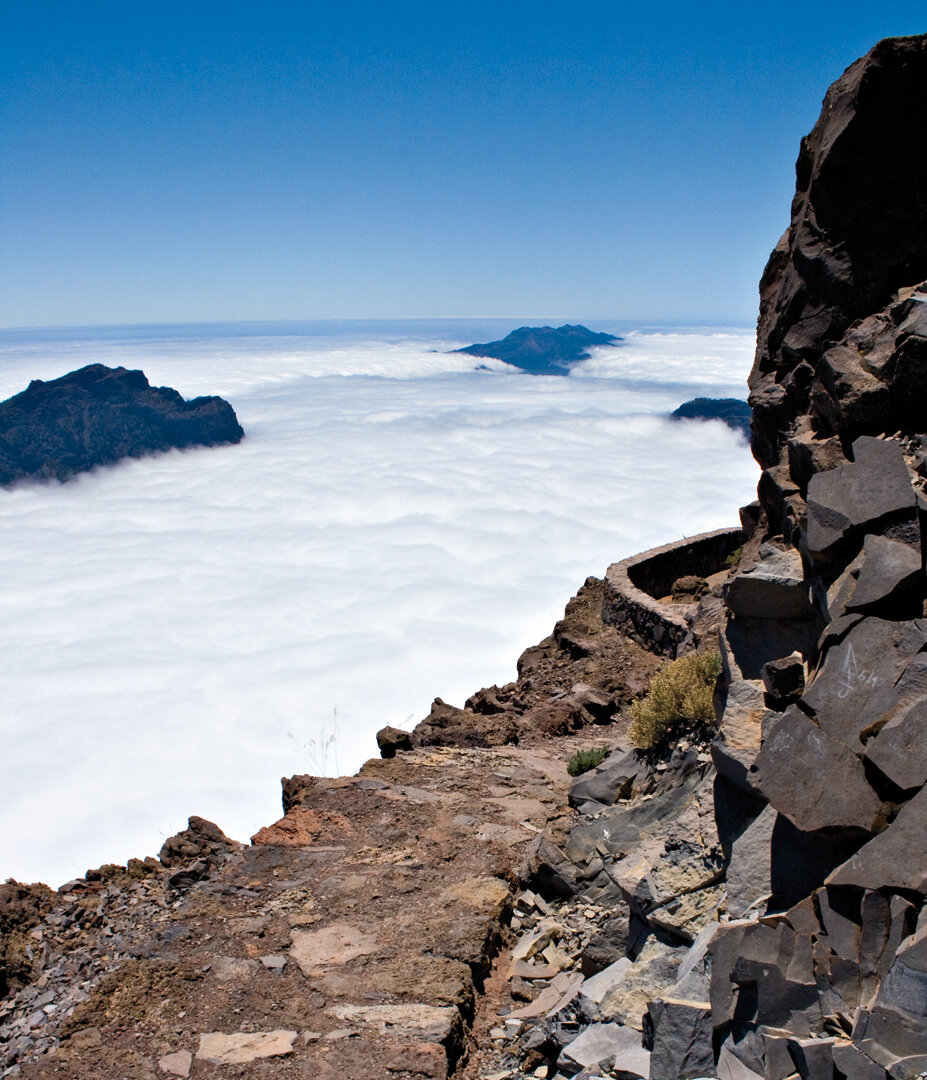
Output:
top-left (454, 323), bottom-right (619, 374)
top-left (0, 363), bottom-right (244, 486)
top-left (670, 397), bottom-right (751, 438)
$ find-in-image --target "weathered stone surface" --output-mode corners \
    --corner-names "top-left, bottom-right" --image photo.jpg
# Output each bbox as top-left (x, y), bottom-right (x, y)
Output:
top-left (753, 706), bottom-right (883, 835)
top-left (376, 725), bottom-right (413, 757)
top-left (195, 1030), bottom-right (297, 1065)
top-left (872, 919), bottom-right (927, 1024)
top-left (805, 438), bottom-right (916, 561)
top-left (157, 1050), bottom-right (192, 1077)
top-left (331, 1003), bottom-right (459, 1043)
top-left (726, 802), bottom-right (777, 918)
top-left (647, 883), bottom-right (725, 944)
top-left (801, 617), bottom-right (927, 752)
top-left (158, 815), bottom-right (239, 869)
top-left (583, 933), bottom-right (687, 1030)
top-left (568, 746), bottom-right (642, 808)
top-left (645, 997), bottom-right (714, 1080)
top-left (560, 1021), bottom-right (649, 1074)
top-left (251, 807), bottom-right (355, 847)
top-left (727, 547), bottom-right (814, 619)
top-left (749, 34), bottom-right (927, 469)
top-left (828, 785), bottom-right (927, 892)
top-left (605, 774), bottom-right (723, 919)
top-left (761, 653), bottom-right (806, 707)
top-left (786, 1036), bottom-right (839, 1080)
top-left (813, 290), bottom-right (927, 445)
top-left (845, 535), bottom-right (922, 616)
top-left (865, 698), bottom-right (927, 792)
top-left (289, 922), bottom-right (380, 976)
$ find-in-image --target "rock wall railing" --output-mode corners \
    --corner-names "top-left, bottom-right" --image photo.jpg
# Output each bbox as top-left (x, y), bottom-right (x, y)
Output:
top-left (602, 527), bottom-right (744, 656)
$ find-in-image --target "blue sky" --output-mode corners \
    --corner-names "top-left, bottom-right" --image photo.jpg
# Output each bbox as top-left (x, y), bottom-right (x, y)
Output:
top-left (1, 2), bottom-right (924, 327)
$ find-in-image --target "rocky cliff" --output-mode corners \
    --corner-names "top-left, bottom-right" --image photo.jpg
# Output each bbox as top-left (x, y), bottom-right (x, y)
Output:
top-left (3, 33), bottom-right (927, 1080)
top-left (0, 364), bottom-right (244, 486)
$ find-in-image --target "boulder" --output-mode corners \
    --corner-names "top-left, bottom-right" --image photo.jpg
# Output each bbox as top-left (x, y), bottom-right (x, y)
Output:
top-left (412, 697), bottom-right (518, 748)
top-left (827, 785), bottom-right (927, 892)
top-left (559, 1022), bottom-right (649, 1076)
top-left (730, 921), bottom-right (822, 1036)
top-left (158, 816), bottom-right (239, 869)
top-left (786, 1036), bottom-right (840, 1080)
top-left (726, 547), bottom-right (814, 619)
top-left (804, 438), bottom-right (916, 562)
top-left (376, 725), bottom-right (413, 757)
top-left (800, 617), bottom-right (927, 753)
top-left (865, 696), bottom-right (927, 792)
top-left (195, 1031), bottom-right (297, 1065)
top-left (761, 653), bottom-right (806, 707)
top-left (644, 997), bottom-right (714, 1080)
top-left (568, 746), bottom-right (643, 808)
top-left (845, 535), bottom-right (922, 617)
top-left (752, 706), bottom-right (883, 836)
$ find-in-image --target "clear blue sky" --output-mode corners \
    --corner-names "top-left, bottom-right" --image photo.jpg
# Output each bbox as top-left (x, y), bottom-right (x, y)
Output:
top-left (1, 1), bottom-right (924, 327)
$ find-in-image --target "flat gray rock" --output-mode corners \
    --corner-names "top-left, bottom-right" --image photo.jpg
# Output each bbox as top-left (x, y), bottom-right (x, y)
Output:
top-left (560, 1022), bottom-right (649, 1074)
top-left (801, 617), bottom-right (927, 752)
top-left (865, 697), bottom-right (927, 792)
top-left (805, 437), bottom-right (915, 560)
top-left (727, 547), bottom-right (814, 619)
top-left (753, 706), bottom-right (883, 835)
top-left (828, 785), bottom-right (927, 892)
top-left (846, 534), bottom-right (922, 614)
top-left (646, 997), bottom-right (714, 1080)
top-left (726, 802), bottom-right (777, 918)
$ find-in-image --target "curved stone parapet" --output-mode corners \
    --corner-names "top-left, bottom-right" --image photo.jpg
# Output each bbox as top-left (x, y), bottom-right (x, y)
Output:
top-left (602, 527), bottom-right (745, 656)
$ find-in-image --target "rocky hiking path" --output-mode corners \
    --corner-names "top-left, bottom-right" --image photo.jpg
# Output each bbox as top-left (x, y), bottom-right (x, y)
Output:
top-left (0, 561), bottom-right (725, 1080)
top-left (1, 741), bottom-right (584, 1079)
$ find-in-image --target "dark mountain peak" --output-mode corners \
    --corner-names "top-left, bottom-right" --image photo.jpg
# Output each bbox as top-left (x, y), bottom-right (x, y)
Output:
top-left (454, 323), bottom-right (619, 374)
top-left (670, 397), bottom-right (752, 439)
top-left (0, 363), bottom-right (244, 486)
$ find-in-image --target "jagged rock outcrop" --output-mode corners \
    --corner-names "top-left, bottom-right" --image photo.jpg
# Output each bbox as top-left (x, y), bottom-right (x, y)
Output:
top-left (0, 364), bottom-right (244, 486)
top-left (749, 34), bottom-right (927, 472)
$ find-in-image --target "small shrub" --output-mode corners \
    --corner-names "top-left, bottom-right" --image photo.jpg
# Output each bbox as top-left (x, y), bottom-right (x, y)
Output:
top-left (567, 746), bottom-right (609, 777)
top-left (628, 650), bottom-right (722, 750)
top-left (725, 547), bottom-right (743, 569)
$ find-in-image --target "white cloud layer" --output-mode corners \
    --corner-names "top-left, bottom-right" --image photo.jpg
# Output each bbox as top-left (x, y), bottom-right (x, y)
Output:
top-left (0, 324), bottom-right (759, 885)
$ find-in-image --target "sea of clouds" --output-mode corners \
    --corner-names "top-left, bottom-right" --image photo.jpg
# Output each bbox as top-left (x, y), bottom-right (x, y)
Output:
top-left (0, 321), bottom-right (760, 885)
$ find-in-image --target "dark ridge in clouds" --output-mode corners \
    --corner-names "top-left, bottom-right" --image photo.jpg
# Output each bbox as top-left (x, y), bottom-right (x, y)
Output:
top-left (0, 363), bottom-right (244, 485)
top-left (454, 324), bottom-right (620, 374)
top-left (670, 397), bottom-right (752, 439)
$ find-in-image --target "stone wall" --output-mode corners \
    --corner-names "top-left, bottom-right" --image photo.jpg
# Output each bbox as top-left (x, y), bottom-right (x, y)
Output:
top-left (602, 527), bottom-right (744, 656)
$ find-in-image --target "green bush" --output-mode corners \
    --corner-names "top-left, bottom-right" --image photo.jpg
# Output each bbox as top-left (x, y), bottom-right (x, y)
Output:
top-left (725, 546), bottom-right (742, 569)
top-left (628, 650), bottom-right (722, 750)
top-left (567, 746), bottom-right (609, 777)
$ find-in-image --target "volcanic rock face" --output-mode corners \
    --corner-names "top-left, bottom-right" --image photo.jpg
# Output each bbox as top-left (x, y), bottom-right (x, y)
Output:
top-left (0, 363), bottom-right (244, 486)
top-left (749, 34), bottom-right (927, 472)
